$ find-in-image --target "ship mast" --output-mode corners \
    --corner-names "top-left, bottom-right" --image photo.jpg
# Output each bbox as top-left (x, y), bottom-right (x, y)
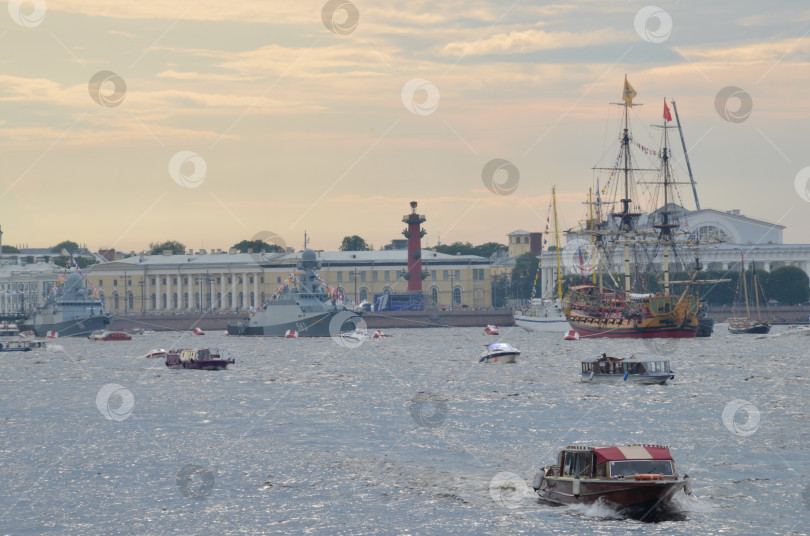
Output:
top-left (651, 99), bottom-right (680, 295)
top-left (552, 186), bottom-right (562, 298)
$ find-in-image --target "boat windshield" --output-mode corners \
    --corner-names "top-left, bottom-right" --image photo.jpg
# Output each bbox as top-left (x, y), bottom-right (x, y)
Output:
top-left (609, 460), bottom-right (674, 477)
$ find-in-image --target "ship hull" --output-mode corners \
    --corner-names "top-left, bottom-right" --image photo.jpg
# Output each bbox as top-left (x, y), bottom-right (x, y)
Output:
top-left (21, 315), bottom-right (112, 338)
top-left (565, 315), bottom-right (698, 338)
top-left (728, 322), bottom-right (770, 335)
top-left (536, 476), bottom-right (685, 511)
top-left (226, 311), bottom-right (361, 337)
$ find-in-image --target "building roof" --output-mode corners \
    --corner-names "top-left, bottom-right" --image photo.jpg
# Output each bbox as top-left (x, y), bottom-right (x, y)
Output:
top-left (87, 249), bottom-right (491, 272)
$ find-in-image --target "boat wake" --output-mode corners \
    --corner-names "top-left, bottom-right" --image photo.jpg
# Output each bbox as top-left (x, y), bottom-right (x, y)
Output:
top-left (566, 498), bottom-right (690, 522)
top-left (566, 499), bottom-right (623, 519)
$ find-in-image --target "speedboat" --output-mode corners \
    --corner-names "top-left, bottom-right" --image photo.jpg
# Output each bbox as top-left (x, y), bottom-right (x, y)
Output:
top-left (165, 348), bottom-right (234, 370)
top-left (533, 444), bottom-right (692, 513)
top-left (0, 339), bottom-right (46, 352)
top-left (0, 321), bottom-right (21, 337)
top-left (88, 330), bottom-right (132, 341)
top-left (581, 354), bottom-right (674, 384)
top-left (479, 342), bottom-right (520, 363)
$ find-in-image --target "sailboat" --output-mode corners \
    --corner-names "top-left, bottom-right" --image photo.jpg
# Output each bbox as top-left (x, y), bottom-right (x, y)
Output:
top-left (560, 78), bottom-right (700, 338)
top-left (728, 254), bottom-right (771, 334)
top-left (515, 187), bottom-right (569, 331)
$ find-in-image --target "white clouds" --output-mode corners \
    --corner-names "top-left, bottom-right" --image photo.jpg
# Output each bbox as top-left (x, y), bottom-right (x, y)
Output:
top-left (441, 27), bottom-right (631, 57)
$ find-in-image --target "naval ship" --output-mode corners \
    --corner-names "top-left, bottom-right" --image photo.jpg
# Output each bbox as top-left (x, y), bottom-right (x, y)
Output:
top-left (21, 269), bottom-right (111, 337)
top-left (226, 249), bottom-right (362, 337)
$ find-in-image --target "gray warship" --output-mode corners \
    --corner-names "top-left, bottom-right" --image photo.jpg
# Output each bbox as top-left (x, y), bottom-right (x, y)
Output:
top-left (226, 249), bottom-right (362, 337)
top-left (21, 269), bottom-right (111, 337)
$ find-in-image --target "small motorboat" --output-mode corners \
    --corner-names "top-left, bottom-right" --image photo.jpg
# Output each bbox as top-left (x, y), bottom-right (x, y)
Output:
top-left (581, 354), bottom-right (674, 384)
top-left (165, 348), bottom-right (234, 370)
top-left (0, 321), bottom-right (21, 337)
top-left (0, 339), bottom-right (47, 352)
top-left (192, 327), bottom-right (205, 335)
top-left (144, 349), bottom-right (168, 359)
top-left (479, 342), bottom-right (520, 363)
top-left (88, 330), bottom-right (132, 341)
top-left (533, 444), bottom-right (692, 514)
top-left (484, 325), bottom-right (499, 335)
top-left (284, 329), bottom-right (299, 338)
top-left (563, 330), bottom-right (580, 340)
top-left (341, 328), bottom-right (367, 343)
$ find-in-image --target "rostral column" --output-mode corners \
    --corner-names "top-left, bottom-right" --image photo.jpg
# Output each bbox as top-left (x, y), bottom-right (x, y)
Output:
top-left (402, 201), bottom-right (427, 292)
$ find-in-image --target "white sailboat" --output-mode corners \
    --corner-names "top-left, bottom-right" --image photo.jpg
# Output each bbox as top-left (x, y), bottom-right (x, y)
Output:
top-left (515, 187), bottom-right (570, 331)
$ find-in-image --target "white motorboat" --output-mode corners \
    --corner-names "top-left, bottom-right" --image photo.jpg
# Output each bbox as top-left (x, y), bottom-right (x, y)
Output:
top-left (479, 342), bottom-right (520, 363)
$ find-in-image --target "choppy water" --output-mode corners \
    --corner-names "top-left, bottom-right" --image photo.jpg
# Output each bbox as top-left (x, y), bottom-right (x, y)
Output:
top-left (0, 324), bottom-right (808, 535)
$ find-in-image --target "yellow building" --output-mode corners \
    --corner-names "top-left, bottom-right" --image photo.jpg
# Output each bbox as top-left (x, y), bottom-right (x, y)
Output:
top-left (85, 249), bottom-right (495, 314)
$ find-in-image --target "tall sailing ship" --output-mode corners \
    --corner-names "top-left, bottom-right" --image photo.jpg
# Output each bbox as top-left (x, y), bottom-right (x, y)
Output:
top-left (561, 78), bottom-right (702, 338)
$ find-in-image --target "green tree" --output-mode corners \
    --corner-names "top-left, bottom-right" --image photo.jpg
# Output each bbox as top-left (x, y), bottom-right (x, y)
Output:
top-left (50, 240), bottom-right (80, 255)
top-left (471, 242), bottom-right (506, 258)
top-left (766, 266), bottom-right (810, 304)
top-left (511, 252), bottom-right (538, 301)
top-left (433, 241), bottom-right (475, 256)
top-left (1, 245), bottom-right (20, 253)
top-left (491, 274), bottom-right (509, 307)
top-left (339, 235), bottom-right (371, 251)
top-left (231, 239), bottom-right (284, 253)
top-left (148, 240), bottom-right (186, 255)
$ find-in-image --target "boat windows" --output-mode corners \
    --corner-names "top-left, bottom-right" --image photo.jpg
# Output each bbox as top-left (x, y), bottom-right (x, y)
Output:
top-left (609, 460), bottom-right (674, 477)
top-left (562, 451), bottom-right (592, 478)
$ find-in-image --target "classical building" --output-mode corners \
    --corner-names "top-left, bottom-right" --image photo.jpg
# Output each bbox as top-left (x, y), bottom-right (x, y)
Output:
top-left (81, 249), bottom-right (493, 315)
top-left (537, 207), bottom-right (809, 298)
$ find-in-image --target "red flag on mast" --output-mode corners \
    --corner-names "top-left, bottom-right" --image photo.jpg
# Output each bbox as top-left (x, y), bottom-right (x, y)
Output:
top-left (663, 100), bottom-right (672, 122)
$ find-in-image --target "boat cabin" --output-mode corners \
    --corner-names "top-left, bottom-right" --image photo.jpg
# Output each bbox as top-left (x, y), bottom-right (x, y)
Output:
top-left (554, 445), bottom-right (676, 480)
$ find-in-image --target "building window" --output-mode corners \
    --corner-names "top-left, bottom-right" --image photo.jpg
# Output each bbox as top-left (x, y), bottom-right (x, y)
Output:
top-left (161, 294), bottom-right (167, 308)
top-left (431, 270), bottom-right (436, 281)
top-left (453, 287), bottom-right (461, 305)
top-left (384, 271), bottom-right (390, 282)
top-left (372, 272), bottom-right (378, 282)
top-left (260, 276), bottom-right (264, 284)
top-left (162, 278), bottom-right (167, 285)
top-left (443, 270), bottom-right (449, 281)
top-left (277, 277), bottom-right (281, 283)
top-left (359, 288), bottom-right (368, 302)
top-left (99, 280), bottom-right (103, 287)
top-left (128, 292), bottom-right (134, 309)
top-left (360, 272), bottom-right (366, 283)
top-left (113, 280), bottom-right (118, 287)
top-left (113, 293), bottom-right (119, 309)
top-left (228, 277), bottom-right (232, 285)
top-left (455, 270), bottom-right (460, 281)
top-left (151, 278), bottom-right (156, 286)
top-left (250, 277), bottom-right (254, 284)
top-left (172, 277), bottom-right (177, 285)
top-left (151, 294), bottom-right (156, 309)
top-left (431, 287), bottom-right (438, 305)
top-left (172, 293), bottom-right (178, 309)
top-left (216, 277), bottom-right (221, 285)
top-left (337, 272), bottom-right (343, 283)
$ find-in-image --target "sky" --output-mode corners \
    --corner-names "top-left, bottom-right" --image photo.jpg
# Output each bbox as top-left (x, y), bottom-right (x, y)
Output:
top-left (1, 0), bottom-right (809, 253)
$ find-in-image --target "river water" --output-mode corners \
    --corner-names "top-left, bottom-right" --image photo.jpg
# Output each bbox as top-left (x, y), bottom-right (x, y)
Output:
top-left (0, 324), bottom-right (808, 535)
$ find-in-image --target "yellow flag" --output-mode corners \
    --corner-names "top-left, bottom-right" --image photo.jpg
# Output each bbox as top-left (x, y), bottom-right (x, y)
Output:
top-left (622, 77), bottom-right (637, 107)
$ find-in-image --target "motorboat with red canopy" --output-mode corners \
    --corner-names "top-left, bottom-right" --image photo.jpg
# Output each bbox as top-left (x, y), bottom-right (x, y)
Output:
top-left (533, 444), bottom-right (691, 512)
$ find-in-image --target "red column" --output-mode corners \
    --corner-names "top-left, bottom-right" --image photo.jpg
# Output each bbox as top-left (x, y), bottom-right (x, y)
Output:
top-left (402, 203), bottom-right (426, 292)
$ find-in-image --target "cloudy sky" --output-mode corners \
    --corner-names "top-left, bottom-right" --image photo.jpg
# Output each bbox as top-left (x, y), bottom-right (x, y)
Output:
top-left (1, 0), bottom-right (809, 253)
